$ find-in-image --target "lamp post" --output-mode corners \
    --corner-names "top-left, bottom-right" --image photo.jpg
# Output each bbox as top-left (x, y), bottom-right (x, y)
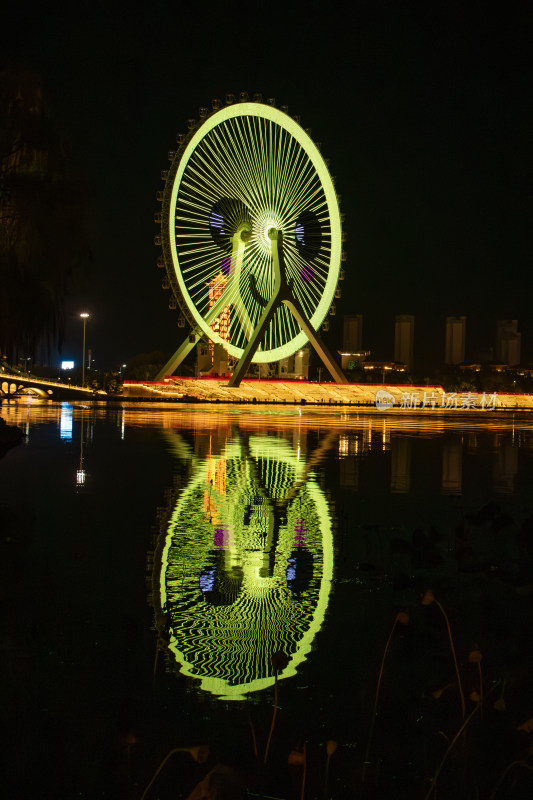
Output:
top-left (80, 313), bottom-right (89, 386)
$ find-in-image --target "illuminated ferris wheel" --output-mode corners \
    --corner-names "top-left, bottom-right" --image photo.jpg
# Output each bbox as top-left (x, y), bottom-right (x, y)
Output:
top-left (155, 93), bottom-right (347, 385)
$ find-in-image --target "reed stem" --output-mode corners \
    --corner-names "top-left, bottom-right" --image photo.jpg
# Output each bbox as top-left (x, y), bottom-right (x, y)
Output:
top-left (424, 702), bottom-right (480, 800)
top-left (140, 748), bottom-right (191, 800)
top-left (248, 713), bottom-right (258, 759)
top-left (300, 741), bottom-right (307, 800)
top-left (264, 673), bottom-right (278, 764)
top-left (362, 616), bottom-right (400, 782)
top-left (435, 599), bottom-right (465, 720)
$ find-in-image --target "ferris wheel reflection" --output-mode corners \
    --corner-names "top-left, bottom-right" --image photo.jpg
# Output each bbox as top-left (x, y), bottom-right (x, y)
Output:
top-left (152, 429), bottom-right (335, 700)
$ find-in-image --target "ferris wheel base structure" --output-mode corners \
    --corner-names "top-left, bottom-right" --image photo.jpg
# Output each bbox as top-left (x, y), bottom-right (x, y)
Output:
top-left (156, 231), bottom-right (347, 387)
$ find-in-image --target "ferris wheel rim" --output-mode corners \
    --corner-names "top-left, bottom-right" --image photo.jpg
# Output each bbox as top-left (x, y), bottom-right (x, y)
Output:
top-left (162, 101), bottom-right (342, 363)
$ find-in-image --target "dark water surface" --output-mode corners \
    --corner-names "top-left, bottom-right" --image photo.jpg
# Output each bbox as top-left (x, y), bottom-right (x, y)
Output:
top-left (2, 400), bottom-right (533, 799)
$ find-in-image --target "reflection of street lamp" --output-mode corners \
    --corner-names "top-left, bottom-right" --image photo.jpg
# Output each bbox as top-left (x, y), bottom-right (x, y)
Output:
top-left (80, 313), bottom-right (89, 386)
top-left (76, 412), bottom-right (86, 487)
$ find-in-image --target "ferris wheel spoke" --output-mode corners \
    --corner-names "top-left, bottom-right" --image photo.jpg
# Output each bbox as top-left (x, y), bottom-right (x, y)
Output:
top-left (228, 117), bottom-right (266, 209)
top-left (284, 170), bottom-right (325, 222)
top-left (197, 137), bottom-right (247, 205)
top-left (208, 123), bottom-right (256, 207)
top-left (179, 170), bottom-right (223, 201)
top-left (253, 117), bottom-right (273, 214)
top-left (187, 139), bottom-right (241, 210)
top-left (275, 136), bottom-right (309, 219)
top-left (181, 164), bottom-right (222, 202)
top-left (275, 139), bottom-right (313, 213)
top-left (176, 193), bottom-right (215, 216)
top-left (186, 158), bottom-right (240, 212)
top-left (245, 117), bottom-right (272, 212)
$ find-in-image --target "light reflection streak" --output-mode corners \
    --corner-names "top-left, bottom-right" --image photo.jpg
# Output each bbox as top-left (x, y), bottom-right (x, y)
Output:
top-left (5, 400), bottom-right (533, 438)
top-left (60, 404), bottom-right (73, 441)
top-left (2, 402), bottom-right (533, 500)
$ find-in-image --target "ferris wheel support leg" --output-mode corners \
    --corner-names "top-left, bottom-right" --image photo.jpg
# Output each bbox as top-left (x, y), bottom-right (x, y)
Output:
top-left (155, 332), bottom-right (202, 380)
top-left (227, 285), bottom-right (282, 387)
top-left (282, 299), bottom-right (348, 384)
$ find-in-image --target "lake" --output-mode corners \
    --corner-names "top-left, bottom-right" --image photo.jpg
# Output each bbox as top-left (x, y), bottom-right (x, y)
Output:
top-left (2, 400), bottom-right (533, 799)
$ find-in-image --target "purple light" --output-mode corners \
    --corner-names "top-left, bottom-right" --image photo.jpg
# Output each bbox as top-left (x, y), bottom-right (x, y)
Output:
top-left (293, 519), bottom-right (307, 546)
top-left (300, 264), bottom-right (314, 283)
top-left (214, 525), bottom-right (230, 547)
top-left (221, 256), bottom-right (231, 275)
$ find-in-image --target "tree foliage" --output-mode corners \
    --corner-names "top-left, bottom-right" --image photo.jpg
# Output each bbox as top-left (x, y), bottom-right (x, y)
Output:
top-left (123, 351), bottom-right (167, 380)
top-left (0, 66), bottom-right (90, 360)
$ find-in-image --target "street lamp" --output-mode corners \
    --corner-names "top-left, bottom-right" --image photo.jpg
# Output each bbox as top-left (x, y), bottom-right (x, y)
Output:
top-left (80, 313), bottom-right (89, 386)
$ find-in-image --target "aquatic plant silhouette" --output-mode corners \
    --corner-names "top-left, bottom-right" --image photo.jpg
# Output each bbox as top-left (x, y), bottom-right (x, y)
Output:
top-left (264, 650), bottom-right (289, 764)
top-left (140, 745), bottom-right (209, 800)
top-left (424, 681), bottom-right (500, 799)
top-left (324, 739), bottom-right (337, 800)
top-left (300, 741), bottom-right (307, 800)
top-left (490, 757), bottom-right (533, 798)
top-left (422, 589), bottom-right (465, 720)
top-left (489, 714), bottom-right (533, 796)
top-left (362, 611), bottom-right (409, 782)
top-left (423, 701), bottom-right (481, 799)
top-left (248, 712), bottom-right (258, 759)
top-left (469, 646), bottom-right (483, 713)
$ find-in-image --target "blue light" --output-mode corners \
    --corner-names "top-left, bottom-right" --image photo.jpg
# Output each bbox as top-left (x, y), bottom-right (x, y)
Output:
top-left (60, 404), bottom-right (73, 441)
top-left (286, 557), bottom-right (297, 585)
top-left (199, 566), bottom-right (216, 594)
top-left (295, 223), bottom-right (305, 245)
top-left (209, 211), bottom-right (225, 234)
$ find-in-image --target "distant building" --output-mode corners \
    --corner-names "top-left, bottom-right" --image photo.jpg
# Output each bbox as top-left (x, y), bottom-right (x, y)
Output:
top-left (340, 315), bottom-right (367, 371)
top-left (495, 320), bottom-right (521, 366)
top-left (363, 361), bottom-right (406, 378)
top-left (343, 315), bottom-right (363, 351)
top-left (445, 316), bottom-right (466, 365)
top-left (277, 347), bottom-right (310, 379)
top-left (394, 315), bottom-right (414, 371)
top-left (196, 343), bottom-right (212, 375)
top-left (339, 350), bottom-right (370, 371)
top-left (197, 342), bottom-right (229, 377)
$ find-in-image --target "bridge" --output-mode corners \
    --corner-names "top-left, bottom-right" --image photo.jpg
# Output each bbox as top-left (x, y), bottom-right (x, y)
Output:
top-left (0, 364), bottom-right (104, 400)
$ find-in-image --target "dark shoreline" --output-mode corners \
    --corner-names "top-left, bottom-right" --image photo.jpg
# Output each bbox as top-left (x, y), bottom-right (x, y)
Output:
top-left (0, 418), bottom-right (23, 453)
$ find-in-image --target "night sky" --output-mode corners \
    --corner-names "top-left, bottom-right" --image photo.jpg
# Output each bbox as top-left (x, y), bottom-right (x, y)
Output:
top-left (2, 2), bottom-right (531, 371)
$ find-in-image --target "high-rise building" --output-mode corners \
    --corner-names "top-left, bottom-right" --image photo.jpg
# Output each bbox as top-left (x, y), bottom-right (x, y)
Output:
top-left (343, 315), bottom-right (363, 352)
top-left (394, 314), bottom-right (414, 370)
top-left (340, 315), bottom-right (368, 370)
top-left (445, 316), bottom-right (466, 365)
top-left (495, 320), bottom-right (521, 366)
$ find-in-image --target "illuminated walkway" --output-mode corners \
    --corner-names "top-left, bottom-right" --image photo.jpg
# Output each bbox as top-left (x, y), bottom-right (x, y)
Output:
top-left (123, 378), bottom-right (533, 410)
